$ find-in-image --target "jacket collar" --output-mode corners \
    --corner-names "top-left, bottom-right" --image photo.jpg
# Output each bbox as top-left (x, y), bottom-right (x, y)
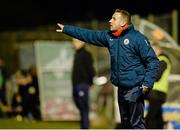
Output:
top-left (111, 24), bottom-right (134, 38)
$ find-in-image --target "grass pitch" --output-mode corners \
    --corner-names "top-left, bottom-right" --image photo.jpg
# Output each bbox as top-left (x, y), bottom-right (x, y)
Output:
top-left (0, 118), bottom-right (80, 129)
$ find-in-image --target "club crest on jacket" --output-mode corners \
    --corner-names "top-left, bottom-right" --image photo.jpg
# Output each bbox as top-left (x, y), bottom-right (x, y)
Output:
top-left (124, 38), bottom-right (129, 45)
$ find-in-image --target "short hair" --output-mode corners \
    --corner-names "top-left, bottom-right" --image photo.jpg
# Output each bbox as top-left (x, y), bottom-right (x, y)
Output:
top-left (115, 9), bottom-right (131, 24)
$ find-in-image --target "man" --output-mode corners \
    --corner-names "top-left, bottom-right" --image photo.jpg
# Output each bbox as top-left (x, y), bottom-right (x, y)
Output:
top-left (56, 9), bottom-right (159, 129)
top-left (71, 38), bottom-right (95, 129)
top-left (145, 45), bottom-right (171, 129)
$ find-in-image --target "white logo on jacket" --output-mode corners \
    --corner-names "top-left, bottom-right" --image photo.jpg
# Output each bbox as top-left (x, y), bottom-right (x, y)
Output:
top-left (145, 39), bottom-right (150, 46)
top-left (124, 39), bottom-right (129, 45)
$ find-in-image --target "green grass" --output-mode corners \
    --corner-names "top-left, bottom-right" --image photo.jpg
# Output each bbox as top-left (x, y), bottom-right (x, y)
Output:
top-left (0, 117), bottom-right (114, 129)
top-left (0, 118), bottom-right (80, 129)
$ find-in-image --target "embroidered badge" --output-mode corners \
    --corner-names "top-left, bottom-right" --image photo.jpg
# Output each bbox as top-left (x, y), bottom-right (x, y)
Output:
top-left (124, 39), bottom-right (129, 45)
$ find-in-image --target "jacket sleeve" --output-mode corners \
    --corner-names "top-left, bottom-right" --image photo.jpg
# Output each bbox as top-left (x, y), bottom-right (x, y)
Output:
top-left (63, 25), bottom-right (109, 47)
top-left (136, 37), bottom-right (159, 88)
top-left (155, 60), bottom-right (167, 81)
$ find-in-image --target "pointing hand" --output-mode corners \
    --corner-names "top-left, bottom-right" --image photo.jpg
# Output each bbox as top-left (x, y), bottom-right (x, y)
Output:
top-left (56, 23), bottom-right (64, 32)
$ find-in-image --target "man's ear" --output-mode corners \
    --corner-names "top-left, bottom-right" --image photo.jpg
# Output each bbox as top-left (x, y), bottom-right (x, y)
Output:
top-left (121, 21), bottom-right (126, 27)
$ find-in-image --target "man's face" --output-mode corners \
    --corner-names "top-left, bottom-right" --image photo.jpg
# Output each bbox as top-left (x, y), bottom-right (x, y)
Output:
top-left (109, 12), bottom-right (125, 31)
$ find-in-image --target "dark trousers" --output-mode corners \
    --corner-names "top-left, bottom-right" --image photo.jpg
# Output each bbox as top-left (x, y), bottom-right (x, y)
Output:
top-left (118, 87), bottom-right (146, 129)
top-left (73, 83), bottom-right (89, 129)
top-left (145, 98), bottom-right (164, 129)
top-left (145, 90), bottom-right (166, 129)
top-left (0, 87), bottom-right (7, 105)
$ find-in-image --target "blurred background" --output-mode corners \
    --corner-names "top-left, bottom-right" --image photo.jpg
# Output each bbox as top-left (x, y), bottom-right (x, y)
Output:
top-left (0, 0), bottom-right (179, 129)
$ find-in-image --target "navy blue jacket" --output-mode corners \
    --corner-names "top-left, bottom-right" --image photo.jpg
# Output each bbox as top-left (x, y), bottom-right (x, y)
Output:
top-left (63, 24), bottom-right (159, 89)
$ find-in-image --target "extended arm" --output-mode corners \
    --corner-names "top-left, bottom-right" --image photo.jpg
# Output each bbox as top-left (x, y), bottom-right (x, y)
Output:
top-left (56, 23), bottom-right (109, 47)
